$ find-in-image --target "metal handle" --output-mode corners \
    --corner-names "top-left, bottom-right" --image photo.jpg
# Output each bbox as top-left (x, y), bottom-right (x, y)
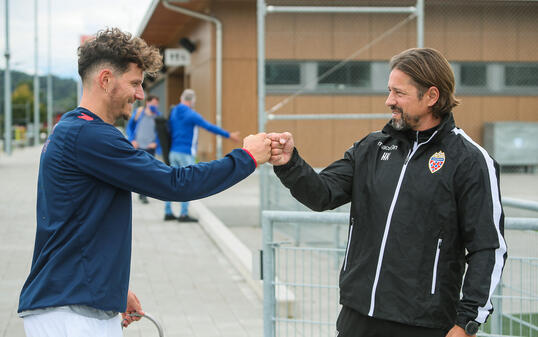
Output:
top-left (123, 312), bottom-right (164, 337)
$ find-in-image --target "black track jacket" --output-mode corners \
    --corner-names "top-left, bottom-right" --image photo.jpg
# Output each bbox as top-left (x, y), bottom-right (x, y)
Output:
top-left (274, 113), bottom-right (507, 330)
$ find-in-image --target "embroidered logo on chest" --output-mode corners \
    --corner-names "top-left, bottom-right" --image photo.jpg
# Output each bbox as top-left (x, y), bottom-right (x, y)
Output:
top-left (380, 152), bottom-right (391, 161)
top-left (429, 151), bottom-right (445, 173)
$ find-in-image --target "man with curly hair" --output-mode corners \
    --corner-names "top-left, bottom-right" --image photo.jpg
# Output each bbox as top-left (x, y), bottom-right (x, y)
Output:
top-left (17, 28), bottom-right (271, 336)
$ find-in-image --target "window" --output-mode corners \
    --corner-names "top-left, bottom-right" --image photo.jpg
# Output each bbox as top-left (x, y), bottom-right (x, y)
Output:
top-left (264, 60), bottom-right (538, 95)
top-left (505, 64), bottom-right (538, 87)
top-left (460, 63), bottom-right (487, 87)
top-left (265, 63), bottom-right (301, 85)
top-left (317, 61), bottom-right (370, 88)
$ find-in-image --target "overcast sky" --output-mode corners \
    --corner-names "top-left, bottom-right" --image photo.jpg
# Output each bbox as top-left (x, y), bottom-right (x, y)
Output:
top-left (0, 0), bottom-right (154, 80)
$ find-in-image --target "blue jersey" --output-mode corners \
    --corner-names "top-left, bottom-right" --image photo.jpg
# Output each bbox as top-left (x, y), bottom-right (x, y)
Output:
top-left (168, 103), bottom-right (230, 156)
top-left (18, 107), bottom-right (255, 313)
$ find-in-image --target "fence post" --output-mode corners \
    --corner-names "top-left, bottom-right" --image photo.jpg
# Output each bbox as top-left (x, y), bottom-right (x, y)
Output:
top-left (490, 283), bottom-right (503, 335)
top-left (262, 212), bottom-right (276, 337)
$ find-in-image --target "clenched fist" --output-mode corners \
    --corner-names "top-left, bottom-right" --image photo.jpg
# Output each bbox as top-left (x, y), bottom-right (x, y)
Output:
top-left (267, 132), bottom-right (295, 166)
top-left (243, 133), bottom-right (272, 165)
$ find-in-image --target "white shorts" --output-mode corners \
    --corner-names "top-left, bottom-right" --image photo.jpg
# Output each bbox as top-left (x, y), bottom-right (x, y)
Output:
top-left (23, 309), bottom-right (122, 337)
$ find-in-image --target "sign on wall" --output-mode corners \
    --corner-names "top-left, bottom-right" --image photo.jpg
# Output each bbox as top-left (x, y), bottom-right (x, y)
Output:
top-left (164, 48), bottom-right (191, 67)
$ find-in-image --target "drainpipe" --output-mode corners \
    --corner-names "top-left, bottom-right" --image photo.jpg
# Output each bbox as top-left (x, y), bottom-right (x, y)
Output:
top-left (162, 0), bottom-right (224, 159)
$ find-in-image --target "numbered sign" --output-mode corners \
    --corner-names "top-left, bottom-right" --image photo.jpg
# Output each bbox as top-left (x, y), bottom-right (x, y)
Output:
top-left (164, 48), bottom-right (191, 67)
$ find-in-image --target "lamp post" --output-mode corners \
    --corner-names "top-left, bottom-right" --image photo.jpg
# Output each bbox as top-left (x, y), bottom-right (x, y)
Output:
top-left (33, 0), bottom-right (40, 145)
top-left (4, 0), bottom-right (12, 154)
top-left (47, 0), bottom-right (53, 134)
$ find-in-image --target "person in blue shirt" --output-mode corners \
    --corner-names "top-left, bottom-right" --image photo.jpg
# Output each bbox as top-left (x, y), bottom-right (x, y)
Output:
top-left (18, 27), bottom-right (271, 337)
top-left (164, 89), bottom-right (240, 222)
top-left (126, 94), bottom-right (161, 204)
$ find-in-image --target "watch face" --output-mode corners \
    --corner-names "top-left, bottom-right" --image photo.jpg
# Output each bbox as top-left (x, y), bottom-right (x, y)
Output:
top-left (465, 321), bottom-right (480, 335)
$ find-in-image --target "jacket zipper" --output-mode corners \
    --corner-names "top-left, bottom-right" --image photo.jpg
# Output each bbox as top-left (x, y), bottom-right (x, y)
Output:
top-left (431, 238), bottom-right (443, 294)
top-left (368, 130), bottom-right (439, 316)
top-left (343, 218), bottom-right (354, 271)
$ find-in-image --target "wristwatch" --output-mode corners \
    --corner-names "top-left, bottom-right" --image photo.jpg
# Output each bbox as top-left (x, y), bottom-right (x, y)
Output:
top-left (464, 320), bottom-right (480, 335)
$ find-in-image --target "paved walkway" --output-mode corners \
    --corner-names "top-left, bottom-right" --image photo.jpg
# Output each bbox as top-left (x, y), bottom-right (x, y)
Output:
top-left (0, 146), bottom-right (263, 337)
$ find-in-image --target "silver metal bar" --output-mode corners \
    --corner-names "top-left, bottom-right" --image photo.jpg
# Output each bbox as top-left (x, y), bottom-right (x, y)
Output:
top-left (262, 211), bottom-right (275, 337)
top-left (263, 210), bottom-right (349, 224)
top-left (33, 0), bottom-right (40, 146)
top-left (126, 312), bottom-right (164, 337)
top-left (142, 312), bottom-right (165, 337)
top-left (46, 0), bottom-right (53, 135)
top-left (263, 210), bottom-right (538, 230)
top-left (502, 313), bottom-right (538, 332)
top-left (266, 5), bottom-right (416, 14)
top-left (274, 318), bottom-right (333, 325)
top-left (275, 281), bottom-right (338, 289)
top-left (4, 0), bottom-right (12, 155)
top-left (505, 217), bottom-right (538, 230)
top-left (161, 0), bottom-right (223, 159)
top-left (416, 0), bottom-right (424, 48)
top-left (267, 113), bottom-right (391, 121)
top-left (258, 0), bottom-right (269, 236)
top-left (502, 197), bottom-right (538, 212)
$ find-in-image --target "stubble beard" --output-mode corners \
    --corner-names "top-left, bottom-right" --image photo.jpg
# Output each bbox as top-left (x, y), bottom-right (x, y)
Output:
top-left (390, 105), bottom-right (421, 131)
top-left (390, 106), bottom-right (410, 131)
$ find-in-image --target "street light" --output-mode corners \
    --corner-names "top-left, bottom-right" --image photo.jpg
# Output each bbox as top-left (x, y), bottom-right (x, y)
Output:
top-left (4, 0), bottom-right (12, 155)
top-left (47, 0), bottom-right (53, 135)
top-left (33, 0), bottom-right (40, 145)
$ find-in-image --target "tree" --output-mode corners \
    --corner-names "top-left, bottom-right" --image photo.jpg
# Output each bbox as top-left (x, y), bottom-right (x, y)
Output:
top-left (12, 82), bottom-right (33, 124)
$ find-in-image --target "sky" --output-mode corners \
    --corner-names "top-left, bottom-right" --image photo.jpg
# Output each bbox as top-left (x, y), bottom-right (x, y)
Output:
top-left (0, 0), bottom-right (155, 80)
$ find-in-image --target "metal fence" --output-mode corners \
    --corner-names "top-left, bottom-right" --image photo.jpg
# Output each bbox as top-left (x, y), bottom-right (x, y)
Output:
top-left (262, 211), bottom-right (538, 337)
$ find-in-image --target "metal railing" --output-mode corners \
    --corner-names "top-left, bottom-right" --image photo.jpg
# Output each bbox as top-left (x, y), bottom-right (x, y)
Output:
top-left (262, 210), bottom-right (538, 337)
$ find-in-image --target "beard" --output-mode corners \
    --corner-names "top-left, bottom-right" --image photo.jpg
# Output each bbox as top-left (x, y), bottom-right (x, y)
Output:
top-left (390, 106), bottom-right (410, 131)
top-left (390, 105), bottom-right (419, 131)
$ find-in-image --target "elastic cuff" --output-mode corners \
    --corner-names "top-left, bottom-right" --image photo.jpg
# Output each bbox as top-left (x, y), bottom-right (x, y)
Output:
top-left (242, 148), bottom-right (258, 168)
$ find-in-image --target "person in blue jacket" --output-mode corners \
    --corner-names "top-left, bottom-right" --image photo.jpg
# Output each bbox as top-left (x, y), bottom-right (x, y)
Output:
top-left (18, 27), bottom-right (271, 337)
top-left (164, 89), bottom-right (240, 222)
top-left (126, 94), bottom-right (161, 204)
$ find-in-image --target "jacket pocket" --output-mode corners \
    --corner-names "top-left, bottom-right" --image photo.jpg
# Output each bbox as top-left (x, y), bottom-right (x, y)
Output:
top-left (431, 238), bottom-right (443, 294)
top-left (343, 218), bottom-right (354, 271)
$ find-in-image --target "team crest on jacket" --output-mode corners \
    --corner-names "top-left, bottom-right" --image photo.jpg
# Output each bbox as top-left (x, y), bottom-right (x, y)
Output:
top-left (429, 151), bottom-right (445, 173)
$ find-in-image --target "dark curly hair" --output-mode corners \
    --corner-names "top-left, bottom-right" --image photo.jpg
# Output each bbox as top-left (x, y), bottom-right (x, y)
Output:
top-left (390, 48), bottom-right (460, 119)
top-left (78, 28), bottom-right (162, 82)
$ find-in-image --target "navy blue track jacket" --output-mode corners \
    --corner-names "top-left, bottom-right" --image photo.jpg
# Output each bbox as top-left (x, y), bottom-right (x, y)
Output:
top-left (18, 107), bottom-right (256, 313)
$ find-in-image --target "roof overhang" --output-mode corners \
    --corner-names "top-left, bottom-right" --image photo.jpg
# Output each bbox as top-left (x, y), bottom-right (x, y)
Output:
top-left (137, 0), bottom-right (210, 47)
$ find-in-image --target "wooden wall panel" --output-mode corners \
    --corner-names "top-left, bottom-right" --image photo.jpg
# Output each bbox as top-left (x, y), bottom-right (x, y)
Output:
top-left (221, 59), bottom-right (258, 155)
top-left (517, 7), bottom-right (538, 62)
top-left (266, 14), bottom-right (296, 59)
top-left (185, 22), bottom-right (213, 66)
top-left (482, 8), bottom-right (518, 61)
top-left (424, 8), bottom-right (445, 53)
top-left (166, 72), bottom-right (184, 116)
top-left (265, 95), bottom-right (297, 141)
top-left (516, 97), bottom-right (538, 121)
top-left (370, 14), bottom-right (413, 60)
top-left (190, 59), bottom-right (215, 161)
top-left (332, 15), bottom-right (372, 60)
top-left (453, 97), bottom-right (483, 143)
top-left (293, 97), bottom-right (334, 167)
top-left (482, 97), bottom-right (519, 123)
top-left (294, 14), bottom-right (333, 60)
top-left (215, 1), bottom-right (256, 59)
top-left (332, 96), bottom-right (373, 162)
top-left (444, 6), bottom-right (483, 61)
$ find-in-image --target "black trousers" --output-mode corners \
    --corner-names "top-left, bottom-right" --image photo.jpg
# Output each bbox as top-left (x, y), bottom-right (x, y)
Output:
top-left (336, 306), bottom-right (448, 337)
